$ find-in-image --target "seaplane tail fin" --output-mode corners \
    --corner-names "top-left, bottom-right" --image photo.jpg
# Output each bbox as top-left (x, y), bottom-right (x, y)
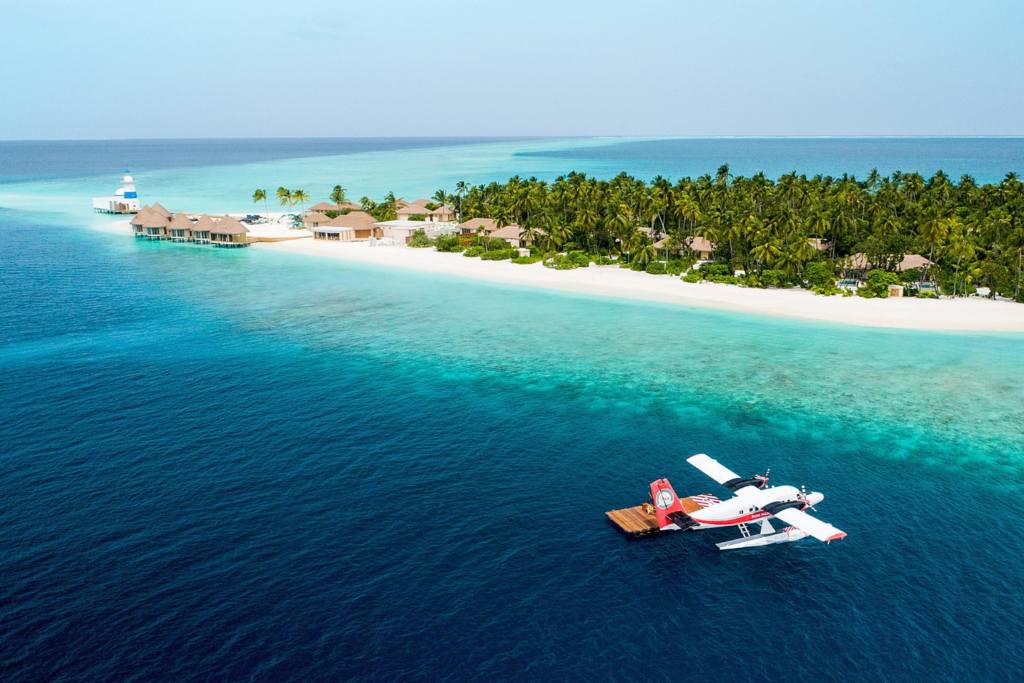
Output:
top-left (649, 479), bottom-right (686, 530)
top-left (772, 507), bottom-right (847, 543)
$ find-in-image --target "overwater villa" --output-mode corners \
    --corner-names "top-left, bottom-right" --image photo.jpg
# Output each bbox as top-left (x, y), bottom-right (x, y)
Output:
top-left (192, 215), bottom-right (215, 244)
top-left (210, 216), bottom-right (250, 247)
top-left (141, 211), bottom-right (170, 239)
top-left (168, 213), bottom-right (194, 241)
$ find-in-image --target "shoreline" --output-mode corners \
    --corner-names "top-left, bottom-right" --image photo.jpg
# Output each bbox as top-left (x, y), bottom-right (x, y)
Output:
top-left (254, 238), bottom-right (1024, 332)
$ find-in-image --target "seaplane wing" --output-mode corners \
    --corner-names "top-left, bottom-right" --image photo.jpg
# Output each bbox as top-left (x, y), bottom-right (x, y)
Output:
top-left (772, 508), bottom-right (847, 543)
top-left (686, 454), bottom-right (759, 498)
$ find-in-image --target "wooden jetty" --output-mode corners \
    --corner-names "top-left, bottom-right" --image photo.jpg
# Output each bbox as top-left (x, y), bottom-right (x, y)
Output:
top-left (606, 504), bottom-right (660, 536)
top-left (606, 497), bottom-right (709, 537)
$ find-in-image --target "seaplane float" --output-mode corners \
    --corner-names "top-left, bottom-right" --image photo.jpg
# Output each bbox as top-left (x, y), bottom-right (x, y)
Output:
top-left (606, 454), bottom-right (847, 551)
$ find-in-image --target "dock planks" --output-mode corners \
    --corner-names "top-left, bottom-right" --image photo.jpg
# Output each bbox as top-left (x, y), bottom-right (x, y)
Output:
top-left (606, 505), bottom-right (660, 536)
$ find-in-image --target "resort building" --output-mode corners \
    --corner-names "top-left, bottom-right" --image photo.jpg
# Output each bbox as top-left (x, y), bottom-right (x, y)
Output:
top-left (303, 212), bottom-right (332, 229)
top-left (210, 216), bottom-right (250, 247)
top-left (459, 218), bottom-right (500, 236)
top-left (897, 254), bottom-right (933, 272)
top-left (141, 211), bottom-right (170, 239)
top-left (130, 206), bottom-right (153, 236)
top-left (168, 213), bottom-right (194, 242)
top-left (654, 236), bottom-right (716, 260)
top-left (192, 215), bottom-right (215, 244)
top-left (687, 236), bottom-right (715, 260)
top-left (92, 168), bottom-right (141, 214)
top-left (489, 224), bottom-right (526, 248)
top-left (308, 202), bottom-right (363, 214)
top-left (313, 226), bottom-right (356, 242)
top-left (149, 202), bottom-right (172, 219)
top-left (395, 199), bottom-right (456, 223)
top-left (326, 211), bottom-right (382, 239)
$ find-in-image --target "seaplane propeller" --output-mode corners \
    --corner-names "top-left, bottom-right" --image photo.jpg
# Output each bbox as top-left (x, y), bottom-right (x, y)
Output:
top-left (801, 484), bottom-right (818, 512)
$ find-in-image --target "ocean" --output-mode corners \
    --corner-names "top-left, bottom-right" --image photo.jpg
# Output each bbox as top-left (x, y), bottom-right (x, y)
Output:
top-left (1, 138), bottom-right (1023, 682)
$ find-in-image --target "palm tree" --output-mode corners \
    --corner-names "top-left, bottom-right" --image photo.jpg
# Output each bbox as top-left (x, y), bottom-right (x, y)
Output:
top-left (330, 185), bottom-right (347, 208)
top-left (291, 189), bottom-right (310, 214)
top-left (276, 187), bottom-right (292, 207)
top-left (253, 189), bottom-right (269, 221)
top-left (454, 181), bottom-right (467, 222)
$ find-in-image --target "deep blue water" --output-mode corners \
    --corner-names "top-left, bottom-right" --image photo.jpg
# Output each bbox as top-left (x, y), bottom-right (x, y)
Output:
top-left (522, 137), bottom-right (1024, 184)
top-left (0, 137), bottom-right (541, 184)
top-left (2, 139), bottom-right (1024, 682)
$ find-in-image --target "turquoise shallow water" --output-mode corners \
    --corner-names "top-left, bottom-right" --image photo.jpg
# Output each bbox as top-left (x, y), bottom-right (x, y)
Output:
top-left (2, 139), bottom-right (1024, 681)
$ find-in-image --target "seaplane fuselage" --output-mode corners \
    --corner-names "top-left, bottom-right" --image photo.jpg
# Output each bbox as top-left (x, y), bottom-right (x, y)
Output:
top-left (686, 485), bottom-right (824, 529)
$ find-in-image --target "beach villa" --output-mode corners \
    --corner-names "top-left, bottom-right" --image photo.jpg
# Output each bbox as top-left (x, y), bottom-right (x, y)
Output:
top-left (459, 218), bottom-right (500, 236)
top-left (308, 201), bottom-right (363, 214)
top-left (210, 216), bottom-right (250, 247)
top-left (313, 211), bottom-right (382, 242)
top-left (489, 224), bottom-right (526, 247)
top-left (303, 212), bottom-right (332, 229)
top-left (313, 226), bottom-right (355, 242)
top-left (653, 235), bottom-right (716, 260)
top-left (396, 199), bottom-right (456, 223)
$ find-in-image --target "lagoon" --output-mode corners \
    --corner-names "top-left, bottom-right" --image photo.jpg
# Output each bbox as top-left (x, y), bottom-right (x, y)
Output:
top-left (2, 138), bottom-right (1023, 681)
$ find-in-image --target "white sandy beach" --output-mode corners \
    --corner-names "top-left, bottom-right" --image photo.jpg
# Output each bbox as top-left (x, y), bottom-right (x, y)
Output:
top-left (255, 239), bottom-right (1024, 332)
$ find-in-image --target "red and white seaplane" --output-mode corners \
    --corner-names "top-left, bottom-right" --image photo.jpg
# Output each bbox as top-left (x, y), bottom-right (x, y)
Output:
top-left (608, 454), bottom-right (847, 550)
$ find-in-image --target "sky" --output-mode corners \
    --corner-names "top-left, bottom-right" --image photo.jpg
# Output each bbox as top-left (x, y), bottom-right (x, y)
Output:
top-left (1, 0), bottom-right (1022, 139)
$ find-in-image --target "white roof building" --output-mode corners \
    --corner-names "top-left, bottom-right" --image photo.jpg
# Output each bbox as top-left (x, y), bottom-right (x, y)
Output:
top-left (93, 168), bottom-right (142, 214)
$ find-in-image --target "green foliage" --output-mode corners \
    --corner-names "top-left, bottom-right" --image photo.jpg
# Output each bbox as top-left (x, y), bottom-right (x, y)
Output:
top-left (434, 234), bottom-right (465, 252)
top-left (645, 260), bottom-right (668, 275)
top-left (857, 269), bottom-right (901, 298)
top-left (407, 215), bottom-right (427, 222)
top-left (666, 262), bottom-right (685, 276)
top-left (595, 256), bottom-right (617, 266)
top-left (629, 261), bottom-right (646, 271)
top-left (571, 252), bottom-right (591, 268)
top-left (512, 254), bottom-right (544, 265)
top-left (354, 168), bottom-right (1024, 302)
top-left (803, 261), bottom-right (836, 287)
top-left (407, 231), bottom-right (434, 248)
top-left (544, 254), bottom-right (578, 270)
top-left (812, 284), bottom-right (842, 296)
top-left (463, 246), bottom-right (484, 257)
top-left (480, 249), bottom-right (513, 261)
top-left (682, 272), bottom-right (701, 283)
top-left (760, 270), bottom-right (789, 288)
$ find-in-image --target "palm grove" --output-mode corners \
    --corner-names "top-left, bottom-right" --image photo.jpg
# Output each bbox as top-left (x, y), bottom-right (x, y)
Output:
top-left (415, 167), bottom-right (1023, 299)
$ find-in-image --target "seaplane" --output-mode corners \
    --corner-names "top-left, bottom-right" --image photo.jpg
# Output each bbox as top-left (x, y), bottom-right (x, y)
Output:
top-left (606, 454), bottom-right (847, 551)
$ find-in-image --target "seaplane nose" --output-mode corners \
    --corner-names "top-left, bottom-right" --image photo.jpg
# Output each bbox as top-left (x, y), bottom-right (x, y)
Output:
top-left (808, 491), bottom-right (824, 506)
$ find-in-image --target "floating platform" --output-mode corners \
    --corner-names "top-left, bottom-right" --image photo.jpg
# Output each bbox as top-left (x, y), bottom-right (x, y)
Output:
top-left (606, 505), bottom-right (660, 536)
top-left (606, 496), bottom-right (716, 536)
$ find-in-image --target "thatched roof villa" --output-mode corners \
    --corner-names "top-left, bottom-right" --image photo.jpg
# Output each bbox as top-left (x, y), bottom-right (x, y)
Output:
top-left (168, 213), bottom-right (194, 242)
top-left (192, 215), bottom-right (216, 244)
top-left (210, 216), bottom-right (250, 247)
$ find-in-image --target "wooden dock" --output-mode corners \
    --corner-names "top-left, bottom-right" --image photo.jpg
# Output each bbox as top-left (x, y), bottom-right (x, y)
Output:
top-left (606, 505), bottom-right (660, 536)
top-left (606, 496), bottom-right (712, 537)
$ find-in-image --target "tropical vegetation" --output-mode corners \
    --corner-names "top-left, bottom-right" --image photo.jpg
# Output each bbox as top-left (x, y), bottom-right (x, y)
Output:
top-left (418, 167), bottom-right (1024, 299)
